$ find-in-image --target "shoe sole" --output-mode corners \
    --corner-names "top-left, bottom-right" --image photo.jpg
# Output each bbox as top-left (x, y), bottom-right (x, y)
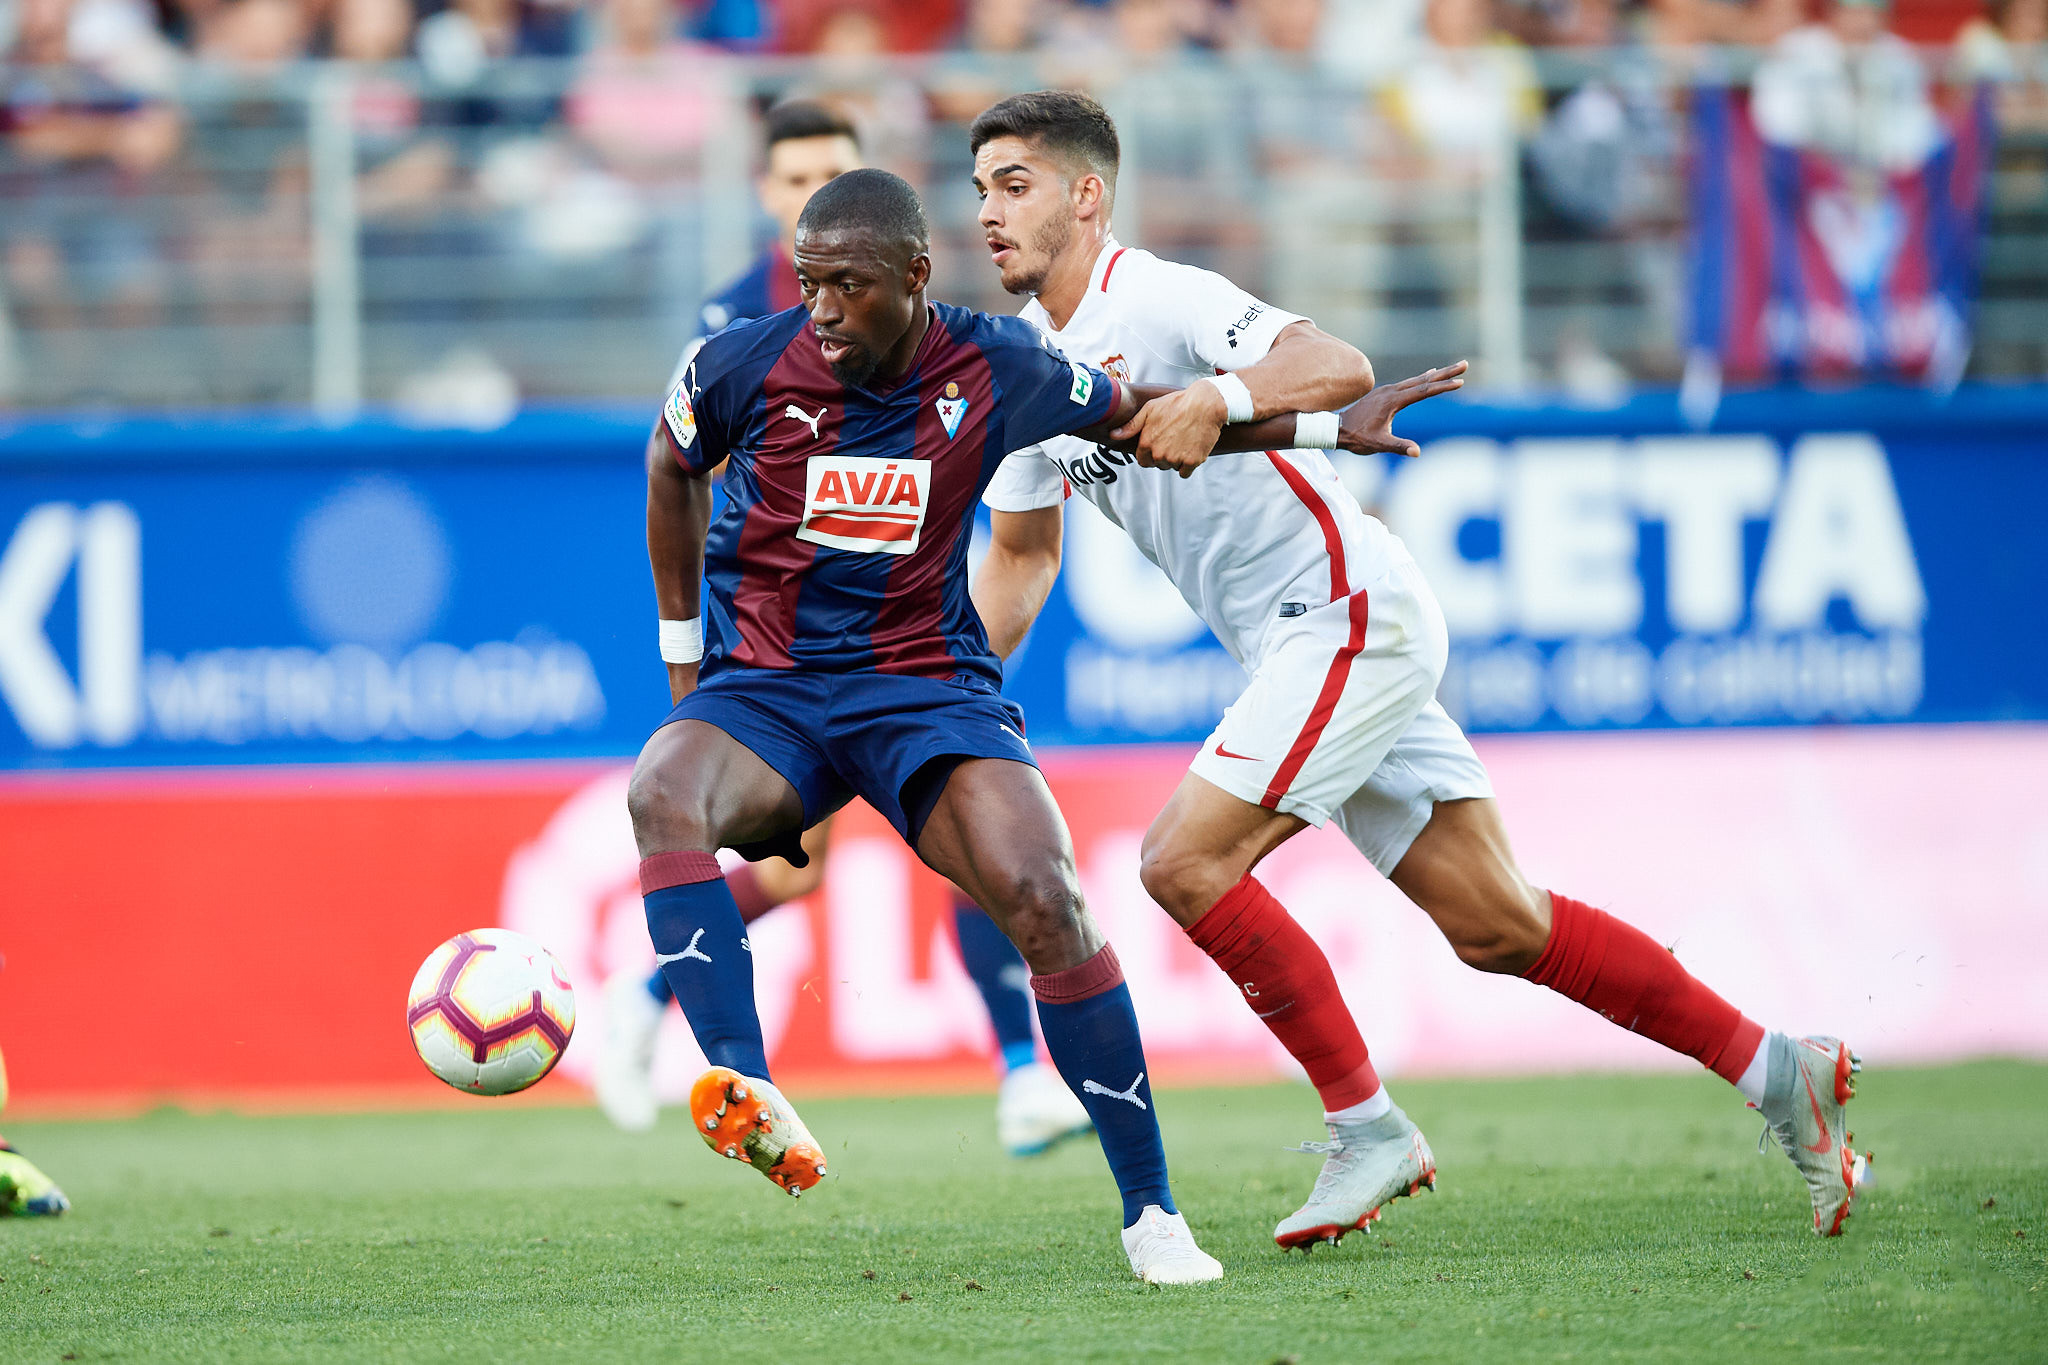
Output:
top-left (1817, 1043), bottom-right (1872, 1238)
top-left (689, 1067), bottom-right (826, 1197)
top-left (1274, 1140), bottom-right (1439, 1251)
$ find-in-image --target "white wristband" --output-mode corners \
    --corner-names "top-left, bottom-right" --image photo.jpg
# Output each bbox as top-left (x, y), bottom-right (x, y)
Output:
top-left (658, 618), bottom-right (703, 664)
top-left (1292, 410), bottom-right (1342, 449)
top-left (1203, 372), bottom-right (1256, 423)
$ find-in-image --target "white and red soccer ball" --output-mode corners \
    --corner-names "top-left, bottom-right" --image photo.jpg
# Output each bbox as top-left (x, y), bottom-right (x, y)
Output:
top-left (406, 928), bottom-right (576, 1095)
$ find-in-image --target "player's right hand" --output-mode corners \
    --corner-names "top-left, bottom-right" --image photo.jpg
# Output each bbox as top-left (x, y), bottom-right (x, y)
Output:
top-left (1338, 361), bottom-right (1468, 459)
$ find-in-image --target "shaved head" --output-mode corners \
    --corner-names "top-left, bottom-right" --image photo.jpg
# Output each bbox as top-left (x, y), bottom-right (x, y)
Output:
top-left (795, 168), bottom-right (930, 267)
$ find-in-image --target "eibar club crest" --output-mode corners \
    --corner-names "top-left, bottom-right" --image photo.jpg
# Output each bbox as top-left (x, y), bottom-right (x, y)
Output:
top-left (935, 379), bottom-right (969, 439)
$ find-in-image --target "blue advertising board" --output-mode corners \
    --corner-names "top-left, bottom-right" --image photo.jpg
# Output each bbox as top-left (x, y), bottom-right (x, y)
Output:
top-left (2, 386), bottom-right (2043, 769)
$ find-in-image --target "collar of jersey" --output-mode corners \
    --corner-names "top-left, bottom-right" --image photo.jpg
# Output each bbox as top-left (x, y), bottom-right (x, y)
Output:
top-left (838, 303), bottom-right (944, 401)
top-left (1032, 237), bottom-right (1121, 338)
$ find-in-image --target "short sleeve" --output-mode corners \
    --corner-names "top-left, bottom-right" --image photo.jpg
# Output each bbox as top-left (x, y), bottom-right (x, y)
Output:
top-left (986, 326), bottom-right (1119, 454)
top-left (659, 344), bottom-right (732, 477)
top-left (983, 445), bottom-right (1068, 513)
top-left (1129, 257), bottom-right (1306, 374)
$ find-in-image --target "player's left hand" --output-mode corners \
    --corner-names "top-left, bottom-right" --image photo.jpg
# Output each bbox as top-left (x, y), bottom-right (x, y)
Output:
top-left (1338, 360), bottom-right (1468, 459)
top-left (1112, 383), bottom-right (1228, 479)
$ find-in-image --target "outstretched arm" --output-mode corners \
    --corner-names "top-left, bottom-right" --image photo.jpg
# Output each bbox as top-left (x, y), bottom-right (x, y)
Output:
top-left (1108, 321), bottom-right (1377, 475)
top-left (646, 426), bottom-right (715, 703)
top-left (1071, 382), bottom-right (1309, 477)
top-left (972, 506), bottom-right (1063, 660)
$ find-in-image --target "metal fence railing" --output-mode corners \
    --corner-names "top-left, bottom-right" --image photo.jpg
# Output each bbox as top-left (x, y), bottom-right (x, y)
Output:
top-left (2, 49), bottom-right (2044, 416)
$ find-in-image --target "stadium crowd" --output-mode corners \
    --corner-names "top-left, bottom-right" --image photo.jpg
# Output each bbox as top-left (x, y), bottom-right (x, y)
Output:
top-left (0, 0), bottom-right (2041, 405)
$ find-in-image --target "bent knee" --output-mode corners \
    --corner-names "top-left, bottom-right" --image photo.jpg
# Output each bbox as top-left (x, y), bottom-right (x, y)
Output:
top-left (626, 760), bottom-right (712, 851)
top-left (1440, 879), bottom-right (1551, 975)
top-left (987, 869), bottom-right (1086, 961)
top-left (1136, 840), bottom-right (1239, 927)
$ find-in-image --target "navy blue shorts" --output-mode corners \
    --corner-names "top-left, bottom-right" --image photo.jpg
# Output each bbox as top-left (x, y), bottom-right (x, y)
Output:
top-left (658, 667), bottom-right (1037, 863)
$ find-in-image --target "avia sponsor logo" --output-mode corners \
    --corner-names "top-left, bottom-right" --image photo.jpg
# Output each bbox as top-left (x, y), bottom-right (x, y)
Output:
top-left (797, 456), bottom-right (931, 556)
top-left (1367, 433), bottom-right (1929, 729)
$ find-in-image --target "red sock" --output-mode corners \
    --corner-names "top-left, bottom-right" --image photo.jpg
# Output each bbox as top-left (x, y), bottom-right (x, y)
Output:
top-left (1187, 875), bottom-right (1380, 1112)
top-left (1525, 893), bottom-right (1765, 1083)
top-left (726, 862), bottom-right (777, 924)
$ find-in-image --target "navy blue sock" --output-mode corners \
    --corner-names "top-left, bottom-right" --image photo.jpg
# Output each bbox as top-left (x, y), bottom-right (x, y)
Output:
top-left (640, 852), bottom-right (770, 1079)
top-left (645, 967), bottom-right (674, 1006)
top-left (1032, 944), bottom-right (1175, 1226)
top-left (952, 898), bottom-right (1038, 1073)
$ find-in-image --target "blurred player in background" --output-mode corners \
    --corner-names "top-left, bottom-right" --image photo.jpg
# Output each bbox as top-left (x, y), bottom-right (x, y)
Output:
top-left (634, 168), bottom-right (1356, 1281)
top-left (969, 90), bottom-right (1868, 1246)
top-left (0, 1045), bottom-right (68, 1216)
top-left (602, 100), bottom-right (1092, 1160)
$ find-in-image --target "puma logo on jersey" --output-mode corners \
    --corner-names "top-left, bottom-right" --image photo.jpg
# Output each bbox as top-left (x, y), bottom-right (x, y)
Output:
top-left (655, 928), bottom-right (713, 966)
top-left (797, 456), bottom-right (932, 555)
top-left (1082, 1073), bottom-right (1149, 1110)
top-left (784, 403), bottom-right (826, 439)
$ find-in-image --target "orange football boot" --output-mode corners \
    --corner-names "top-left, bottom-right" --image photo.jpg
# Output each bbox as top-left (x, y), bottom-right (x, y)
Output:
top-left (689, 1067), bottom-right (827, 1197)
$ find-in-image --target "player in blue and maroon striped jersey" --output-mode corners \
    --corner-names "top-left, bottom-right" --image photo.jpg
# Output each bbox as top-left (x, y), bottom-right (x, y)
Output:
top-left (608, 101), bottom-right (1088, 1163)
top-left (628, 169), bottom-right (1325, 1285)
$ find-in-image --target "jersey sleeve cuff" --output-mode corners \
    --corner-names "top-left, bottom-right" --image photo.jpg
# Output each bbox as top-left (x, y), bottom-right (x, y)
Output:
top-left (1217, 310), bottom-right (1309, 371)
top-left (981, 484), bottom-right (1068, 513)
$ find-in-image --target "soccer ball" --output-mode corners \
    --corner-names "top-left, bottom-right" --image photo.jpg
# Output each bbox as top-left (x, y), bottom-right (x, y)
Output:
top-left (405, 928), bottom-right (576, 1096)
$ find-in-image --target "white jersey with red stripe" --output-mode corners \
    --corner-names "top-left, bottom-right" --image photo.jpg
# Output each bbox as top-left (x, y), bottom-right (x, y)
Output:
top-left (982, 239), bottom-right (1411, 668)
top-left (983, 238), bottom-right (1492, 867)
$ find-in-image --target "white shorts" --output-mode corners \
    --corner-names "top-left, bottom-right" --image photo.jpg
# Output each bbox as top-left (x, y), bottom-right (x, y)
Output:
top-left (1188, 558), bottom-right (1492, 876)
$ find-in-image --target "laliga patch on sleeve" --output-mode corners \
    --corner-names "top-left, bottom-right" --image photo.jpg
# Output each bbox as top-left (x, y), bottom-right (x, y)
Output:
top-left (664, 379), bottom-right (698, 449)
top-left (1067, 360), bottom-right (1094, 406)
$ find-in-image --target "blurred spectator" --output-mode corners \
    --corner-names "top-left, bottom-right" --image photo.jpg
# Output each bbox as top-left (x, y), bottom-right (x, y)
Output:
top-left (568, 0), bottom-right (726, 177)
top-left (182, 0), bottom-right (314, 399)
top-left (1751, 0), bottom-right (1940, 173)
top-left (1317, 0), bottom-right (1425, 77)
top-left (198, 0), bottom-right (310, 65)
top-left (1527, 0), bottom-right (1684, 397)
top-left (1650, 0), bottom-right (1807, 46)
top-left (1380, 0), bottom-right (1541, 182)
top-left (1, 0), bottom-right (180, 365)
top-left (415, 0), bottom-right (575, 88)
top-left (783, 3), bottom-right (931, 172)
top-left (1528, 0), bottom-right (1676, 234)
top-left (1957, 0), bottom-right (2048, 132)
top-left (777, 0), bottom-right (962, 51)
top-left (64, 0), bottom-right (182, 91)
top-left (332, 0), bottom-right (458, 217)
top-left (1237, 0), bottom-right (1322, 55)
top-left (928, 0), bottom-right (1056, 125)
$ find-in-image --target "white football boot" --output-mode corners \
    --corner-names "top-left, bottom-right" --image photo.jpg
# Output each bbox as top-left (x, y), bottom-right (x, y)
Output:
top-left (1757, 1033), bottom-right (1871, 1236)
top-left (594, 967), bottom-right (664, 1133)
top-left (1121, 1205), bottom-right (1224, 1284)
top-left (996, 1061), bottom-right (1095, 1157)
top-left (1273, 1103), bottom-right (1437, 1249)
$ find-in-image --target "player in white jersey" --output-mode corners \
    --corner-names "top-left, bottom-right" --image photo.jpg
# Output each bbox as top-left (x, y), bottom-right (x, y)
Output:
top-left (966, 92), bottom-right (1869, 1247)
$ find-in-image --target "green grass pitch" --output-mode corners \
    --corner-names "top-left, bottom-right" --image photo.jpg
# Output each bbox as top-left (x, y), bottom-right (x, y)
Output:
top-left (4, 1062), bottom-right (2044, 1362)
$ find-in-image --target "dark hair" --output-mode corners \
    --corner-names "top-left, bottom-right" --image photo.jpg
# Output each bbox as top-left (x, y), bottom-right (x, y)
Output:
top-left (764, 100), bottom-right (861, 156)
top-left (968, 90), bottom-right (1120, 189)
top-left (795, 167), bottom-right (930, 257)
